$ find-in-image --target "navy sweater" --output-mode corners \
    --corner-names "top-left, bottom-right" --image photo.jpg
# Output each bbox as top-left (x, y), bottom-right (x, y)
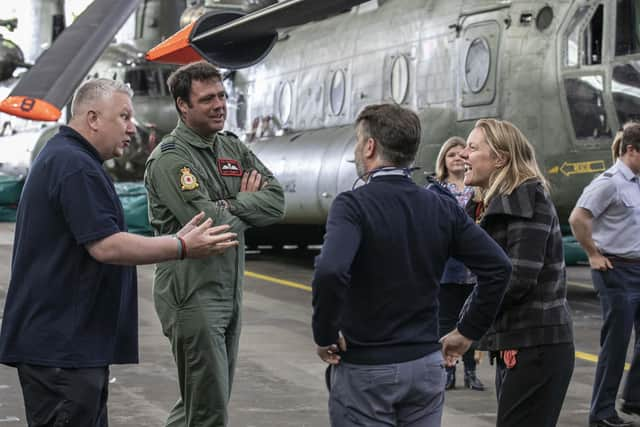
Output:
top-left (312, 175), bottom-right (511, 364)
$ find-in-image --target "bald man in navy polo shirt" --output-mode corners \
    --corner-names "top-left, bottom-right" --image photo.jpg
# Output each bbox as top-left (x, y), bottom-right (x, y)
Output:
top-left (0, 78), bottom-right (238, 427)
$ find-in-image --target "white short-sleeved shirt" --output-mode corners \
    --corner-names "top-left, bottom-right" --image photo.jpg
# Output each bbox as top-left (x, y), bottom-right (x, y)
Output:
top-left (575, 159), bottom-right (640, 258)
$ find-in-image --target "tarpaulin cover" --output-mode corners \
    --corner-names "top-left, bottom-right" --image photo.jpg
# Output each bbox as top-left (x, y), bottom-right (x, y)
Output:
top-left (0, 175), bottom-right (24, 205)
top-left (114, 182), bottom-right (152, 235)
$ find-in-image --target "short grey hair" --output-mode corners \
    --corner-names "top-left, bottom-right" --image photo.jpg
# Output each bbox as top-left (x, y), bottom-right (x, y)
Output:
top-left (71, 78), bottom-right (133, 117)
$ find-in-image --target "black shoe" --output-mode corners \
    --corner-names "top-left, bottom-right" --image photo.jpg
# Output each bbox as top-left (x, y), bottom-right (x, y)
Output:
top-left (464, 369), bottom-right (485, 391)
top-left (621, 402), bottom-right (640, 416)
top-left (445, 367), bottom-right (455, 390)
top-left (589, 414), bottom-right (633, 427)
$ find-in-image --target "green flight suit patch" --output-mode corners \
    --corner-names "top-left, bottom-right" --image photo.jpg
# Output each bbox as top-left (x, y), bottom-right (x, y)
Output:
top-left (180, 167), bottom-right (199, 191)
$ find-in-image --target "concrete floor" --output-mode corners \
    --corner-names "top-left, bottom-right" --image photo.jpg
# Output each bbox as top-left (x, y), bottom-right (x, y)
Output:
top-left (0, 222), bottom-right (637, 426)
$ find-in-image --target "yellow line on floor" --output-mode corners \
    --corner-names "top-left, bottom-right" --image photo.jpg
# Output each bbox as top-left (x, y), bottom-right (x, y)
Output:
top-left (567, 280), bottom-right (594, 290)
top-left (245, 271), bottom-right (629, 371)
top-left (576, 351), bottom-right (630, 371)
top-left (244, 270), bottom-right (312, 292)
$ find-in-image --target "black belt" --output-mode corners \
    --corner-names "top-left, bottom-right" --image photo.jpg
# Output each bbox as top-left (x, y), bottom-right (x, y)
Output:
top-left (603, 254), bottom-right (640, 264)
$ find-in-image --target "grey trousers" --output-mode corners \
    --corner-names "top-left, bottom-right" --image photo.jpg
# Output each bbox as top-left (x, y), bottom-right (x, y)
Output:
top-left (329, 350), bottom-right (446, 427)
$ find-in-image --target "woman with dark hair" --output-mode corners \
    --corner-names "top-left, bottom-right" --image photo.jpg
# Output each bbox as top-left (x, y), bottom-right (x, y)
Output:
top-left (433, 137), bottom-right (485, 391)
top-left (460, 119), bottom-right (574, 426)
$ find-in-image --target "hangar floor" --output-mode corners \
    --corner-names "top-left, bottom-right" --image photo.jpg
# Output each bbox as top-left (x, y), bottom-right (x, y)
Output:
top-left (0, 223), bottom-right (636, 426)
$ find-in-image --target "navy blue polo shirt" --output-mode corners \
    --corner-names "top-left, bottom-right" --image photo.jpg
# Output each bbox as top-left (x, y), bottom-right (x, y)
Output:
top-left (0, 126), bottom-right (138, 368)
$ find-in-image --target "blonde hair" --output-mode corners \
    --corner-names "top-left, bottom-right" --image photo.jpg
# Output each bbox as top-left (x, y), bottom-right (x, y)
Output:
top-left (435, 136), bottom-right (466, 182)
top-left (474, 119), bottom-right (549, 205)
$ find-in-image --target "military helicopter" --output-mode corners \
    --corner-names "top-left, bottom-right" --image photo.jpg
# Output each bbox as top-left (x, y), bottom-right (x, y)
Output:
top-left (2, 0), bottom-right (637, 250)
top-left (145, 0), bottom-right (639, 247)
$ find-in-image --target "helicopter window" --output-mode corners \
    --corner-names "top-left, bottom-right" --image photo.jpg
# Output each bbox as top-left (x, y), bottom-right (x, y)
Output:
top-left (536, 6), bottom-right (554, 31)
top-left (565, 6), bottom-right (593, 66)
top-left (124, 69), bottom-right (162, 96)
top-left (612, 62), bottom-right (640, 123)
top-left (330, 69), bottom-right (346, 115)
top-left (616, 0), bottom-right (640, 55)
top-left (390, 55), bottom-right (410, 104)
top-left (278, 81), bottom-right (293, 124)
top-left (583, 4), bottom-right (603, 65)
top-left (465, 37), bottom-right (491, 94)
top-left (564, 75), bottom-right (611, 139)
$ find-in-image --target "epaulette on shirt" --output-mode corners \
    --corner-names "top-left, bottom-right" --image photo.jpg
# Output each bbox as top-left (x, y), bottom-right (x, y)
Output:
top-left (161, 142), bottom-right (176, 153)
top-left (221, 130), bottom-right (239, 139)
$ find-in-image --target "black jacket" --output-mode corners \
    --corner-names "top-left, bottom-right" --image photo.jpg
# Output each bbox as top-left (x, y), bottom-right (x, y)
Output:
top-left (470, 180), bottom-right (573, 350)
top-left (312, 174), bottom-right (512, 364)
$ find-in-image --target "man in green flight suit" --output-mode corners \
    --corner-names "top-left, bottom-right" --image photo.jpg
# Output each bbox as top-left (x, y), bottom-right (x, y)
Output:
top-left (144, 61), bottom-right (285, 427)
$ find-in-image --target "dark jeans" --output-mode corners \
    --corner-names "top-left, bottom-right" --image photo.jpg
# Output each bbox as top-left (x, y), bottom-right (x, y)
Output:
top-left (439, 282), bottom-right (476, 370)
top-left (17, 364), bottom-right (109, 427)
top-left (495, 342), bottom-right (574, 427)
top-left (590, 263), bottom-right (640, 422)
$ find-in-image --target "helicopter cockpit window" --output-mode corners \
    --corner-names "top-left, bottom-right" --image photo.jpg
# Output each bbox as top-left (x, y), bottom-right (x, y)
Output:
top-left (124, 68), bottom-right (162, 96)
top-left (565, 5), bottom-right (599, 66)
top-left (612, 61), bottom-right (640, 123)
top-left (390, 55), bottom-right (410, 104)
top-left (564, 75), bottom-right (611, 138)
top-left (616, 0), bottom-right (640, 55)
top-left (584, 5), bottom-right (604, 65)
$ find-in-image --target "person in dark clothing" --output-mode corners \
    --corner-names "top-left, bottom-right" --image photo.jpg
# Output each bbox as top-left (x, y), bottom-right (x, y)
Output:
top-left (460, 118), bottom-right (575, 427)
top-left (312, 104), bottom-right (512, 427)
top-left (433, 137), bottom-right (484, 391)
top-left (0, 79), bottom-right (238, 427)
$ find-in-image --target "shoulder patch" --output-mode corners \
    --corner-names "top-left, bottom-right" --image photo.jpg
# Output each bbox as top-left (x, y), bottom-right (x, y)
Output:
top-left (161, 142), bottom-right (176, 152)
top-left (180, 167), bottom-right (199, 191)
top-left (603, 172), bottom-right (614, 177)
top-left (222, 130), bottom-right (239, 139)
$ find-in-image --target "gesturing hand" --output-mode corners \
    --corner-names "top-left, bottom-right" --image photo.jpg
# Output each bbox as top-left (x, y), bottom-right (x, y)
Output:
top-left (177, 212), bottom-right (206, 238)
top-left (180, 214), bottom-right (239, 259)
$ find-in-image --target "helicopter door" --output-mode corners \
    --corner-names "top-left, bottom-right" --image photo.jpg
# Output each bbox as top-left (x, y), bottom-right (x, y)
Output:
top-left (457, 19), bottom-right (501, 120)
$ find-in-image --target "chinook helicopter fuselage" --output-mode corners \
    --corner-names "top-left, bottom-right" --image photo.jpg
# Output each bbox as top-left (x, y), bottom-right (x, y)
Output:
top-left (202, 0), bottom-right (639, 246)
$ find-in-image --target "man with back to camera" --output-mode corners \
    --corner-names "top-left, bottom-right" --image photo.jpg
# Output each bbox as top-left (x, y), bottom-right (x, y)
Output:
top-left (144, 61), bottom-right (285, 427)
top-left (0, 78), bottom-right (238, 426)
top-left (312, 103), bottom-right (512, 426)
top-left (569, 122), bottom-right (640, 427)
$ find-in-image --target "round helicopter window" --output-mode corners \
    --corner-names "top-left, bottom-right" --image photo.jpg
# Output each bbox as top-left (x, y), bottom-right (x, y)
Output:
top-left (279, 81), bottom-right (292, 124)
top-left (536, 6), bottom-right (554, 31)
top-left (330, 69), bottom-right (346, 115)
top-left (465, 37), bottom-right (491, 94)
top-left (391, 55), bottom-right (410, 104)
